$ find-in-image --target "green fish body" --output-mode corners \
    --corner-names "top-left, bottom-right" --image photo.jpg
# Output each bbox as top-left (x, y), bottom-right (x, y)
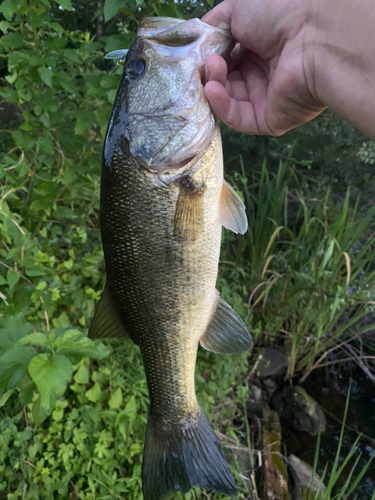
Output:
top-left (90, 17), bottom-right (252, 500)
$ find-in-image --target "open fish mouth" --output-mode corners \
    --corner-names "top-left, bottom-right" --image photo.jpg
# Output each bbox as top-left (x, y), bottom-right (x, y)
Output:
top-left (158, 155), bottom-right (198, 174)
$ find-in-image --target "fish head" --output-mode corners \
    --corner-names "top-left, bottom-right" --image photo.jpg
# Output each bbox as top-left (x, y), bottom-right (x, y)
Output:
top-left (105, 17), bottom-right (233, 172)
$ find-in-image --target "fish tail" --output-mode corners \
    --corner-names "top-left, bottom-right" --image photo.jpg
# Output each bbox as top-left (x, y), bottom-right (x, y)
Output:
top-left (142, 406), bottom-right (237, 500)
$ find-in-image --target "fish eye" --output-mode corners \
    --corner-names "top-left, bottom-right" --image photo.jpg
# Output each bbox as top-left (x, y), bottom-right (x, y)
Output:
top-left (126, 59), bottom-right (146, 79)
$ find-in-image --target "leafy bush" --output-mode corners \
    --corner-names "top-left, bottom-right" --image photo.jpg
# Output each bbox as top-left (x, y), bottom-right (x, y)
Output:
top-left (1, 340), bottom-right (248, 500)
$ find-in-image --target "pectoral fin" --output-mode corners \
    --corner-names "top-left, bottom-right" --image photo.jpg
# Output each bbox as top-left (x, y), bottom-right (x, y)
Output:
top-left (88, 284), bottom-right (129, 339)
top-left (174, 178), bottom-right (204, 241)
top-left (219, 180), bottom-right (248, 234)
top-left (200, 293), bottom-right (253, 354)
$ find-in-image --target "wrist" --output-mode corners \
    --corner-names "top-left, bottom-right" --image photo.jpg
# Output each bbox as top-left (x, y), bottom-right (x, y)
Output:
top-left (303, 0), bottom-right (375, 138)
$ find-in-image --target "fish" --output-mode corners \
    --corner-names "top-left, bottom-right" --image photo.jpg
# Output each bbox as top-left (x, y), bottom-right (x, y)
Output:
top-left (89, 16), bottom-right (253, 500)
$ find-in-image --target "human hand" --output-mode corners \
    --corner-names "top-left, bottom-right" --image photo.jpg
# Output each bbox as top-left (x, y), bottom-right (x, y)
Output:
top-left (202, 0), bottom-right (326, 136)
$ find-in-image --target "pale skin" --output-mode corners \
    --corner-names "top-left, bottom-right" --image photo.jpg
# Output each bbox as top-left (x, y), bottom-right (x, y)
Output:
top-left (202, 0), bottom-right (375, 140)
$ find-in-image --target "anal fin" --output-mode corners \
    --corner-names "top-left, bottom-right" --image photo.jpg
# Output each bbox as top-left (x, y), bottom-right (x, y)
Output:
top-left (219, 180), bottom-right (248, 234)
top-left (200, 292), bottom-right (253, 354)
top-left (88, 284), bottom-right (129, 339)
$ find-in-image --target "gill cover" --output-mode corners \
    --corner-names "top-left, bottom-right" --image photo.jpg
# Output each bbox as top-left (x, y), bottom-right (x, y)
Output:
top-left (104, 17), bottom-right (233, 171)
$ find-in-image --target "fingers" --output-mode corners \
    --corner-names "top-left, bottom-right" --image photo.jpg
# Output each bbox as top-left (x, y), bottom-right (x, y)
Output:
top-left (204, 52), bottom-right (275, 135)
top-left (204, 80), bottom-right (258, 135)
top-left (201, 0), bottom-right (234, 29)
top-left (204, 54), bottom-right (228, 87)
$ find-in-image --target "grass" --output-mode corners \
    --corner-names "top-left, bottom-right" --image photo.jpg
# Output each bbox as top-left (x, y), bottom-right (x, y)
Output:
top-left (222, 159), bottom-right (375, 383)
top-left (307, 387), bottom-right (374, 500)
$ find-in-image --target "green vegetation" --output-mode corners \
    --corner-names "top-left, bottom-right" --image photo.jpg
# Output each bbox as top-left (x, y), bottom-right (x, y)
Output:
top-left (1, 0), bottom-right (374, 499)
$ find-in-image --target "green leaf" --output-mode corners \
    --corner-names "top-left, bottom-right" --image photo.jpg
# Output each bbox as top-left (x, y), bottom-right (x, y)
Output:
top-left (0, 21), bottom-right (10, 34)
top-left (0, 32), bottom-right (24, 48)
top-left (18, 376), bottom-right (36, 406)
top-left (28, 354), bottom-right (73, 413)
top-left (124, 395), bottom-right (137, 419)
top-left (0, 389), bottom-right (13, 407)
top-left (74, 362), bottom-right (90, 384)
top-left (0, 313), bottom-right (33, 350)
top-left (0, 345), bottom-right (37, 396)
top-left (52, 311), bottom-right (70, 329)
top-left (85, 382), bottom-right (101, 403)
top-left (0, 87), bottom-right (18, 103)
top-left (56, 0), bottom-right (73, 10)
top-left (74, 110), bottom-right (95, 135)
top-left (104, 0), bottom-right (122, 22)
top-left (38, 66), bottom-right (54, 87)
top-left (32, 394), bottom-right (50, 426)
top-left (108, 387), bottom-right (122, 409)
top-left (17, 332), bottom-right (49, 347)
top-left (7, 268), bottom-right (20, 289)
top-left (55, 329), bottom-right (109, 361)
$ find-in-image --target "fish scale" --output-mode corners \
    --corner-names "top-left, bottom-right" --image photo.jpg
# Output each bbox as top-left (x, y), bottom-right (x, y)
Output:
top-left (89, 16), bottom-right (252, 500)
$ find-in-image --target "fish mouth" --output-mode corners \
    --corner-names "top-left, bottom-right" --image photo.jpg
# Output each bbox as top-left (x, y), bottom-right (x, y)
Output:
top-left (157, 155), bottom-right (198, 175)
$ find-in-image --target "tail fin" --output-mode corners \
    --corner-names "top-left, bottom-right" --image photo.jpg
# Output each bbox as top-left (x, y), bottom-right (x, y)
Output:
top-left (142, 407), bottom-right (237, 500)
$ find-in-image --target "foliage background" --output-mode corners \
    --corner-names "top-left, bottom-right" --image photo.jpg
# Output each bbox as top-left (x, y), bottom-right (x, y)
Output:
top-left (1, 0), bottom-right (375, 498)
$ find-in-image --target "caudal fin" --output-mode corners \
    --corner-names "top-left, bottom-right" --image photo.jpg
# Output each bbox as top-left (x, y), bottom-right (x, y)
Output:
top-left (142, 407), bottom-right (237, 500)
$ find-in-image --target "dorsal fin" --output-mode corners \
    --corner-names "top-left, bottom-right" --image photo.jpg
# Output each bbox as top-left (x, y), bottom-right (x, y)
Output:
top-left (200, 292), bottom-right (253, 354)
top-left (219, 180), bottom-right (248, 234)
top-left (88, 285), bottom-right (129, 339)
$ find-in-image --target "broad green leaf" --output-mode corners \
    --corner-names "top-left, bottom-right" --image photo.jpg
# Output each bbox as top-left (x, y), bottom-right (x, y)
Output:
top-left (108, 387), bottom-right (122, 409)
top-left (104, 0), bottom-right (122, 22)
top-left (85, 382), bottom-right (101, 403)
top-left (0, 32), bottom-right (23, 48)
top-left (31, 394), bottom-right (50, 426)
top-left (18, 332), bottom-right (49, 347)
top-left (74, 362), bottom-right (90, 384)
top-left (0, 389), bottom-right (13, 407)
top-left (7, 268), bottom-right (20, 289)
top-left (55, 329), bottom-right (109, 361)
top-left (52, 311), bottom-right (70, 329)
top-left (18, 375), bottom-right (36, 406)
top-left (0, 0), bottom-right (19, 21)
top-left (0, 87), bottom-right (18, 103)
top-left (0, 21), bottom-right (10, 34)
top-left (0, 345), bottom-right (37, 396)
top-left (0, 314), bottom-right (33, 350)
top-left (38, 66), bottom-right (54, 87)
top-left (56, 0), bottom-right (73, 10)
top-left (28, 354), bottom-right (73, 412)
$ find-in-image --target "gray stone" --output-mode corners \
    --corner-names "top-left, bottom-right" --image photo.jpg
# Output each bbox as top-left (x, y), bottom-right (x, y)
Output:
top-left (272, 386), bottom-right (327, 436)
top-left (288, 454), bottom-right (325, 500)
top-left (257, 348), bottom-right (289, 378)
top-left (249, 383), bottom-right (263, 403)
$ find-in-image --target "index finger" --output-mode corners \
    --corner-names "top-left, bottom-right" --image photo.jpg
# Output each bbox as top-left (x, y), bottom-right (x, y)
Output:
top-left (201, 0), bottom-right (234, 30)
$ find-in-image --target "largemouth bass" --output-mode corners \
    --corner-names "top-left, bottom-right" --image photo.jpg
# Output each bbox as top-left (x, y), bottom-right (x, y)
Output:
top-left (89, 17), bottom-right (253, 500)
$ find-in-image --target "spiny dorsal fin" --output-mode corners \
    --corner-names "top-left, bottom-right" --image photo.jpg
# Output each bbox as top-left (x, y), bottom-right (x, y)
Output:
top-left (219, 180), bottom-right (248, 234)
top-left (88, 284), bottom-right (129, 339)
top-left (200, 292), bottom-right (253, 354)
top-left (174, 177), bottom-right (204, 241)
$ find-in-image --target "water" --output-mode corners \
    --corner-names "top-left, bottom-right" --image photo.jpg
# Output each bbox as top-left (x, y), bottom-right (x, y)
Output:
top-left (282, 363), bottom-right (375, 498)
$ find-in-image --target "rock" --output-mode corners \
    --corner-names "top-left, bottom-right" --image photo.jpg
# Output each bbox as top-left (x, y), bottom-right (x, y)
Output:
top-left (272, 386), bottom-right (327, 436)
top-left (288, 454), bottom-right (325, 500)
top-left (249, 383), bottom-right (263, 403)
top-left (264, 378), bottom-right (278, 390)
top-left (247, 383), bottom-right (265, 415)
top-left (261, 405), bottom-right (291, 500)
top-left (257, 348), bottom-right (289, 378)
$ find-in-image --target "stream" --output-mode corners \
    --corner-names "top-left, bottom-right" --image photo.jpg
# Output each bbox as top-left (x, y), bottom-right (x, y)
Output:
top-left (283, 363), bottom-right (375, 498)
